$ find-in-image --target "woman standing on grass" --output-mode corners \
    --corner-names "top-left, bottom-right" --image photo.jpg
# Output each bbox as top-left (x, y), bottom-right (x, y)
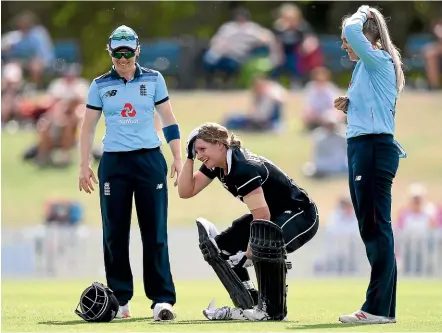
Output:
top-left (334, 5), bottom-right (407, 325)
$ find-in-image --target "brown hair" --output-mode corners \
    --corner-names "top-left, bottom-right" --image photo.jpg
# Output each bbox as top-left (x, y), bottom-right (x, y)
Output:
top-left (196, 123), bottom-right (242, 149)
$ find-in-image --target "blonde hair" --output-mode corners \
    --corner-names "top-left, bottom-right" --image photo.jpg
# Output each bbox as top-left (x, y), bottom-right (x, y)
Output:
top-left (342, 7), bottom-right (405, 93)
top-left (196, 123), bottom-right (242, 149)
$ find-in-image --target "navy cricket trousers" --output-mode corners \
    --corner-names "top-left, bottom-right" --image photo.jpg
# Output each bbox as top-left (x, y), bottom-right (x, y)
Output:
top-left (347, 134), bottom-right (399, 318)
top-left (98, 147), bottom-right (176, 308)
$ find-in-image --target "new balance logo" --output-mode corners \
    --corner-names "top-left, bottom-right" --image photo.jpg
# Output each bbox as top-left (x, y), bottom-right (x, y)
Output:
top-left (355, 312), bottom-right (368, 320)
top-left (104, 182), bottom-right (110, 196)
top-left (156, 183), bottom-right (163, 189)
top-left (355, 175), bottom-right (362, 181)
top-left (103, 90), bottom-right (117, 98)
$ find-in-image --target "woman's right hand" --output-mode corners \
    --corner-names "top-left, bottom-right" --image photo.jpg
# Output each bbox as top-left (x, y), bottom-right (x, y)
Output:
top-left (79, 165), bottom-right (98, 194)
top-left (334, 96), bottom-right (349, 112)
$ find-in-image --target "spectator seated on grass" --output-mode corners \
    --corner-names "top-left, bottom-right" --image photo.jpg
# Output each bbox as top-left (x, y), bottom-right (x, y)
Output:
top-left (301, 66), bottom-right (342, 132)
top-left (302, 114), bottom-right (347, 179)
top-left (203, 7), bottom-right (277, 89)
top-left (223, 75), bottom-right (287, 132)
top-left (1, 62), bottom-right (26, 129)
top-left (23, 64), bottom-right (89, 168)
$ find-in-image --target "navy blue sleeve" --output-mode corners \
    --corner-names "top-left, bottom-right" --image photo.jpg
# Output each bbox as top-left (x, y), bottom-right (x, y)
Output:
top-left (199, 164), bottom-right (217, 180)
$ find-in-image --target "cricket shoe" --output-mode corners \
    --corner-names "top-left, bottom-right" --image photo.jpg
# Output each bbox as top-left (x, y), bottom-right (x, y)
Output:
top-left (202, 300), bottom-right (248, 320)
top-left (339, 310), bottom-right (396, 324)
top-left (153, 303), bottom-right (176, 321)
top-left (115, 303), bottom-right (131, 319)
top-left (243, 307), bottom-right (288, 321)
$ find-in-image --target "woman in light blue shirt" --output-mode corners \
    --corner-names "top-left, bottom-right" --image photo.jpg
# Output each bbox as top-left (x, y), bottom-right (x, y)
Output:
top-left (78, 25), bottom-right (180, 322)
top-left (334, 5), bottom-right (405, 325)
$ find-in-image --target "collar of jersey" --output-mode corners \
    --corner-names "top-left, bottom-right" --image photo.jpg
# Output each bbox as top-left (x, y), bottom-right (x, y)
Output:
top-left (226, 148), bottom-right (233, 174)
top-left (110, 63), bottom-right (142, 80)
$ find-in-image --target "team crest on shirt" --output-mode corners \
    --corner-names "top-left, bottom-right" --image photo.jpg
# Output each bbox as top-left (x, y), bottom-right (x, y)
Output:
top-left (140, 84), bottom-right (147, 96)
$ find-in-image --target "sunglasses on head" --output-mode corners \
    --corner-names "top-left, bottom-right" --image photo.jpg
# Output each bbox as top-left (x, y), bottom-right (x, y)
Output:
top-left (111, 33), bottom-right (137, 41)
top-left (111, 50), bottom-right (136, 59)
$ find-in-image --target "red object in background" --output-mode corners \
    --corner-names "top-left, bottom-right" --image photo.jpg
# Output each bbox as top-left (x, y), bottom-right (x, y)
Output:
top-left (298, 46), bottom-right (324, 75)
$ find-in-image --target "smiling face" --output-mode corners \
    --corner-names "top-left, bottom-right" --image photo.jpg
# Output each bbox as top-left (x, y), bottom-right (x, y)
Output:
top-left (109, 47), bottom-right (140, 73)
top-left (194, 138), bottom-right (227, 169)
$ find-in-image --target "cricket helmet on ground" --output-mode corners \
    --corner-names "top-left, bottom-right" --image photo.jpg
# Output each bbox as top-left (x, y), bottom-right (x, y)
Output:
top-left (74, 282), bottom-right (119, 322)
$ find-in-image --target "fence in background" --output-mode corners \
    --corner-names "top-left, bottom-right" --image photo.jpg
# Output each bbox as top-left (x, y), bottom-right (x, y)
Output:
top-left (2, 226), bottom-right (442, 279)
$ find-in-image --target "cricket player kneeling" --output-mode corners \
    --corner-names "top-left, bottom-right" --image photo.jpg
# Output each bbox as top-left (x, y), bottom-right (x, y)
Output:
top-left (74, 282), bottom-right (119, 322)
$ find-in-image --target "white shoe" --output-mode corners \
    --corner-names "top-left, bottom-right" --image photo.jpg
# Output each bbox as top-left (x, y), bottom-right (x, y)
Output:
top-left (202, 299), bottom-right (248, 321)
top-left (339, 310), bottom-right (396, 324)
top-left (243, 307), bottom-right (272, 321)
top-left (115, 303), bottom-right (131, 319)
top-left (153, 303), bottom-right (176, 321)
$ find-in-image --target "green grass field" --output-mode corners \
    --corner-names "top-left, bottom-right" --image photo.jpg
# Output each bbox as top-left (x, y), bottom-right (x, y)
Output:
top-left (2, 91), bottom-right (441, 228)
top-left (2, 279), bottom-right (441, 332)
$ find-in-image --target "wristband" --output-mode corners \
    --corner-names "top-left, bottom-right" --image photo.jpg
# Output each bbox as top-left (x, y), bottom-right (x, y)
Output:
top-left (163, 124), bottom-right (180, 143)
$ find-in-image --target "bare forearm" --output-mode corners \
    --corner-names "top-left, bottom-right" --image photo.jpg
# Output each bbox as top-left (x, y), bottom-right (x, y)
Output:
top-left (79, 124), bottom-right (96, 167)
top-left (168, 139), bottom-right (182, 160)
top-left (79, 110), bottom-right (100, 167)
top-left (177, 159), bottom-right (196, 198)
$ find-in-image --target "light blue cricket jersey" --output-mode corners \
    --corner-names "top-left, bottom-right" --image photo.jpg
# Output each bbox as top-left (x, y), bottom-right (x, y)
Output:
top-left (344, 11), bottom-right (398, 139)
top-left (86, 63), bottom-right (168, 152)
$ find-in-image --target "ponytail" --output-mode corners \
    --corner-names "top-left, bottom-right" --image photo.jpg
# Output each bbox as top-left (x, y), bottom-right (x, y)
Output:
top-left (369, 8), bottom-right (405, 93)
top-left (228, 133), bottom-right (242, 149)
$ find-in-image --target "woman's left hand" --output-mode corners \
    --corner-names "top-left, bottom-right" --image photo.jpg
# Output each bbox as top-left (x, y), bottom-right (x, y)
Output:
top-left (170, 158), bottom-right (183, 187)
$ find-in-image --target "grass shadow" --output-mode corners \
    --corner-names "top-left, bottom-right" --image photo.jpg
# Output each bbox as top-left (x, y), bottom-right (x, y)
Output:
top-left (289, 322), bottom-right (371, 330)
top-left (39, 317), bottom-right (154, 326)
top-left (165, 319), bottom-right (299, 325)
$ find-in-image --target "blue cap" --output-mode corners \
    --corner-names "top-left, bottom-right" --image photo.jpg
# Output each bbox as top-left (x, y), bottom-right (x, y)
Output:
top-left (108, 25), bottom-right (139, 51)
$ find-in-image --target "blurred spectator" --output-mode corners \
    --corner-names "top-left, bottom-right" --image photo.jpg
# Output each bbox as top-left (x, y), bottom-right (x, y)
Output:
top-left (315, 194), bottom-right (360, 275)
top-left (1, 11), bottom-right (55, 86)
top-left (302, 114), bottom-right (347, 179)
top-left (23, 64), bottom-right (89, 167)
top-left (397, 183), bottom-right (438, 233)
top-left (1, 62), bottom-right (25, 127)
top-left (271, 3), bottom-right (323, 88)
top-left (301, 67), bottom-right (342, 131)
top-left (223, 75), bottom-right (287, 132)
top-left (422, 18), bottom-right (442, 90)
top-left (203, 7), bottom-right (278, 89)
top-left (396, 183), bottom-right (438, 275)
top-left (40, 198), bottom-right (84, 275)
top-left (1, 62), bottom-right (48, 131)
